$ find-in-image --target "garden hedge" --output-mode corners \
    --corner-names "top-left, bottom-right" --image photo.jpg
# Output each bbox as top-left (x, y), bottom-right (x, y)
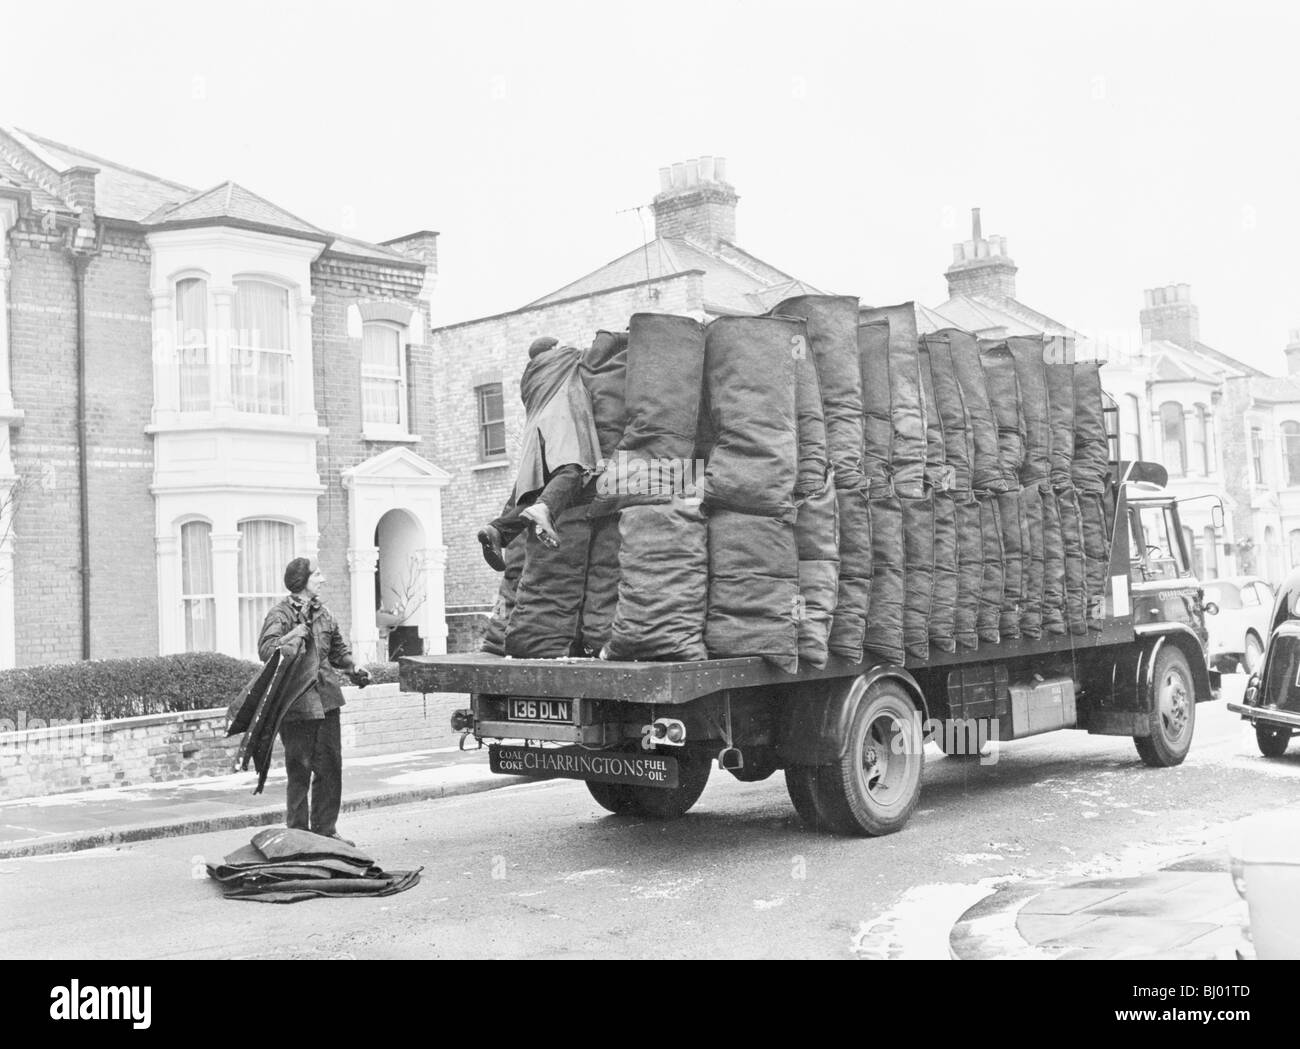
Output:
top-left (0, 655), bottom-right (404, 724)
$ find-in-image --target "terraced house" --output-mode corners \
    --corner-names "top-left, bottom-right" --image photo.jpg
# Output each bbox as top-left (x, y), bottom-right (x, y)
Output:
top-left (0, 126), bottom-right (445, 668)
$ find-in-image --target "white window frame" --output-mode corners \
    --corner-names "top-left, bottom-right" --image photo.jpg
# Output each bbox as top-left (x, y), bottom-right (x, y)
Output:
top-left (236, 518), bottom-right (297, 661)
top-left (179, 518), bottom-right (217, 652)
top-left (361, 320), bottom-right (410, 440)
top-left (175, 276), bottom-right (212, 413)
top-left (230, 278), bottom-right (293, 417)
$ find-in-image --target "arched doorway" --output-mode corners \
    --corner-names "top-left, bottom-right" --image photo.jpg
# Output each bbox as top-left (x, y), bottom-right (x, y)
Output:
top-left (375, 508), bottom-right (426, 660)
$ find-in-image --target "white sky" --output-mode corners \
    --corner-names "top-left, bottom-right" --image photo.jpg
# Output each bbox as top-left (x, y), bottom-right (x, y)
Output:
top-left (4, 0), bottom-right (1297, 371)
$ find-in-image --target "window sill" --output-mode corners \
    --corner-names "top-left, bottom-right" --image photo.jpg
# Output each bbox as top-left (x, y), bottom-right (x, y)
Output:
top-left (363, 428), bottom-right (422, 444)
top-left (470, 460), bottom-right (510, 473)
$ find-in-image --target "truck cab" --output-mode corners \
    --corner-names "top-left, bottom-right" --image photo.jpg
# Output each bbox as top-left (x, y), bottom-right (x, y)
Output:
top-left (1127, 492), bottom-right (1210, 649)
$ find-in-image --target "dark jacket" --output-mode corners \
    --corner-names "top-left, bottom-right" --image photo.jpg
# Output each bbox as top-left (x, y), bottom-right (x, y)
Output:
top-left (227, 649), bottom-right (304, 794)
top-left (257, 595), bottom-right (356, 722)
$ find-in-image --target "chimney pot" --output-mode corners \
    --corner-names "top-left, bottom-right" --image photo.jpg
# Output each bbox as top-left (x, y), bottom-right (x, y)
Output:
top-left (685, 161), bottom-right (699, 188)
top-left (659, 167), bottom-right (672, 192)
top-left (699, 155), bottom-right (715, 181)
top-left (671, 161), bottom-right (686, 189)
top-left (971, 207), bottom-right (982, 242)
top-left (1177, 282), bottom-right (1191, 303)
top-left (715, 157), bottom-right (727, 182)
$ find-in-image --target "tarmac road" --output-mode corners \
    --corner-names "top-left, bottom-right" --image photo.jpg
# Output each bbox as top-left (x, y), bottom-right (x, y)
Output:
top-left (3, 676), bottom-right (1298, 959)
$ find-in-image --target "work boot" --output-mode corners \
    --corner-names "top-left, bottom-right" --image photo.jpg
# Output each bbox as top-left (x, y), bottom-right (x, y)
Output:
top-left (521, 503), bottom-right (559, 548)
top-left (477, 525), bottom-right (506, 571)
top-left (327, 832), bottom-right (356, 847)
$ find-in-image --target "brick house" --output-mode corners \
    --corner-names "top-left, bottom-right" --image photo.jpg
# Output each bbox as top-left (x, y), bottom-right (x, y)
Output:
top-left (922, 210), bottom-right (1300, 585)
top-left (431, 156), bottom-right (824, 643)
top-left (0, 126), bottom-right (447, 668)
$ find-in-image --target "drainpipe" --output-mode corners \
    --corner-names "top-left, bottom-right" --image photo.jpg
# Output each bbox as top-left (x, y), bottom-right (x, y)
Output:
top-left (72, 252), bottom-right (91, 660)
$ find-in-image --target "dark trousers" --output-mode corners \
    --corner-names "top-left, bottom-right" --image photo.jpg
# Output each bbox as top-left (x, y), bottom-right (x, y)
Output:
top-left (280, 709), bottom-right (342, 837)
top-left (490, 464), bottom-right (586, 546)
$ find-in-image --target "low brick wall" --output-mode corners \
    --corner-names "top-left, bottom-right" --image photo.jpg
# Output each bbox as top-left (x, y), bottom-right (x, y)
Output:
top-left (0, 684), bottom-right (468, 802)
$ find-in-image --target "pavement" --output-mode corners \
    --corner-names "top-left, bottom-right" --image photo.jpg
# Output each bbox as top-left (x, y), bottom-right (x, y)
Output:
top-left (0, 749), bottom-right (1264, 960)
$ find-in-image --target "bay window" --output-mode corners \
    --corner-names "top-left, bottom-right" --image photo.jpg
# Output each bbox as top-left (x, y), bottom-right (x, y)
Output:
top-left (231, 280), bottom-right (290, 415)
top-left (180, 521), bottom-right (215, 652)
top-left (237, 519), bottom-right (296, 659)
top-left (176, 277), bottom-right (211, 412)
top-left (1160, 401), bottom-right (1185, 477)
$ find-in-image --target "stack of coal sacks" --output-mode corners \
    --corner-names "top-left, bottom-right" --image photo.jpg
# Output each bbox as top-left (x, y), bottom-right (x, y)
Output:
top-left (482, 305), bottom-right (1113, 667)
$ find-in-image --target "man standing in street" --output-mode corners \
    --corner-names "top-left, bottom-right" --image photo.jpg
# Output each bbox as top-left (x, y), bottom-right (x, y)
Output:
top-left (258, 557), bottom-right (371, 844)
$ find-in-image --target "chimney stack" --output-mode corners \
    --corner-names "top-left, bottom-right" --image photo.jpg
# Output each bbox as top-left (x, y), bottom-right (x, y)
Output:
top-left (651, 156), bottom-right (739, 248)
top-left (1285, 329), bottom-right (1300, 376)
top-left (1139, 283), bottom-right (1200, 348)
top-left (944, 207), bottom-right (1017, 301)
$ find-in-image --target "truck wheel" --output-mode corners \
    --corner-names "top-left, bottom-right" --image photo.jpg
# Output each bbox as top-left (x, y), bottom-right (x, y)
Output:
top-left (1135, 646), bottom-right (1196, 768)
top-left (1256, 724), bottom-right (1291, 758)
top-left (807, 680), bottom-right (923, 836)
top-left (622, 747), bottom-right (711, 819)
top-left (785, 766), bottom-right (830, 830)
top-left (586, 779), bottom-right (637, 815)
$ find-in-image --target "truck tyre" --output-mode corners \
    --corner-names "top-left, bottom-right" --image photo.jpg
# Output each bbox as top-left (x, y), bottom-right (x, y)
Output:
top-left (1135, 646), bottom-right (1196, 768)
top-left (586, 779), bottom-right (637, 815)
top-left (785, 766), bottom-right (830, 830)
top-left (1256, 724), bottom-right (1291, 758)
top-left (622, 746), bottom-right (711, 819)
top-left (803, 680), bottom-right (923, 836)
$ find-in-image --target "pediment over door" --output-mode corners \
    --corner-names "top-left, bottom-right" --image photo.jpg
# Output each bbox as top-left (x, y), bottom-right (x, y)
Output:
top-left (342, 447), bottom-right (452, 488)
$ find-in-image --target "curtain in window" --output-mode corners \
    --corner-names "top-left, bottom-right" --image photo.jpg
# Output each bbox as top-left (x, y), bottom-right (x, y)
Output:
top-left (176, 278), bottom-right (211, 412)
top-left (232, 281), bottom-right (290, 415)
top-left (1283, 422), bottom-right (1300, 488)
top-left (362, 324), bottom-right (402, 426)
top-left (1189, 406), bottom-right (1206, 476)
top-left (1160, 402), bottom-right (1185, 477)
top-left (1252, 428), bottom-right (1265, 484)
top-left (237, 519), bottom-right (295, 659)
top-left (180, 521), bottom-right (215, 652)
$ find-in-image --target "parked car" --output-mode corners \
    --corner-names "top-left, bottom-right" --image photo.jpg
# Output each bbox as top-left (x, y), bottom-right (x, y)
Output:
top-left (1227, 568), bottom-right (1300, 757)
top-left (1202, 576), bottom-right (1274, 674)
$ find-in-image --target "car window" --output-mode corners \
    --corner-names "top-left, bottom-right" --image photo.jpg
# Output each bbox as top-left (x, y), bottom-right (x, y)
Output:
top-left (1254, 582), bottom-right (1274, 607)
top-left (1203, 585), bottom-right (1241, 609)
top-left (1241, 585), bottom-right (1261, 607)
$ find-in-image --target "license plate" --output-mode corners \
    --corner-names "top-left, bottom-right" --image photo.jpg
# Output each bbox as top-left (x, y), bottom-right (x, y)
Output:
top-left (489, 745), bottom-right (679, 788)
top-left (508, 697), bottom-right (572, 723)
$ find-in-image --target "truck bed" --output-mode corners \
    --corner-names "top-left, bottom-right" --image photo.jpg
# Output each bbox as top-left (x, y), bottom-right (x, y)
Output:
top-left (399, 652), bottom-right (866, 705)
top-left (400, 620), bottom-right (1134, 705)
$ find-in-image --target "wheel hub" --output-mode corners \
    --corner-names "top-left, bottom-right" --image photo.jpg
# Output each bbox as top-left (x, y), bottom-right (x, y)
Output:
top-left (1160, 671), bottom-right (1189, 739)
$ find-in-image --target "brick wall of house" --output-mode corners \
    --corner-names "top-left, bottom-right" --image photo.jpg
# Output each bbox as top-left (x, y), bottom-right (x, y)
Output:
top-left (310, 253), bottom-right (432, 645)
top-left (431, 271), bottom-right (703, 609)
top-left (9, 221), bottom-right (85, 666)
top-left (83, 226), bottom-right (157, 658)
top-left (8, 221), bottom-right (158, 666)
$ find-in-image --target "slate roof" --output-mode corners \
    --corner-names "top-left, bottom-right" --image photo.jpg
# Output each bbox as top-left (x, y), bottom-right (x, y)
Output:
top-left (1247, 375), bottom-right (1300, 405)
top-left (1, 128), bottom-right (413, 263)
top-left (0, 150), bottom-right (68, 213)
top-left (928, 293), bottom-right (1079, 339)
top-left (17, 129), bottom-right (194, 222)
top-left (524, 236), bottom-right (821, 317)
top-left (145, 181), bottom-right (330, 242)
